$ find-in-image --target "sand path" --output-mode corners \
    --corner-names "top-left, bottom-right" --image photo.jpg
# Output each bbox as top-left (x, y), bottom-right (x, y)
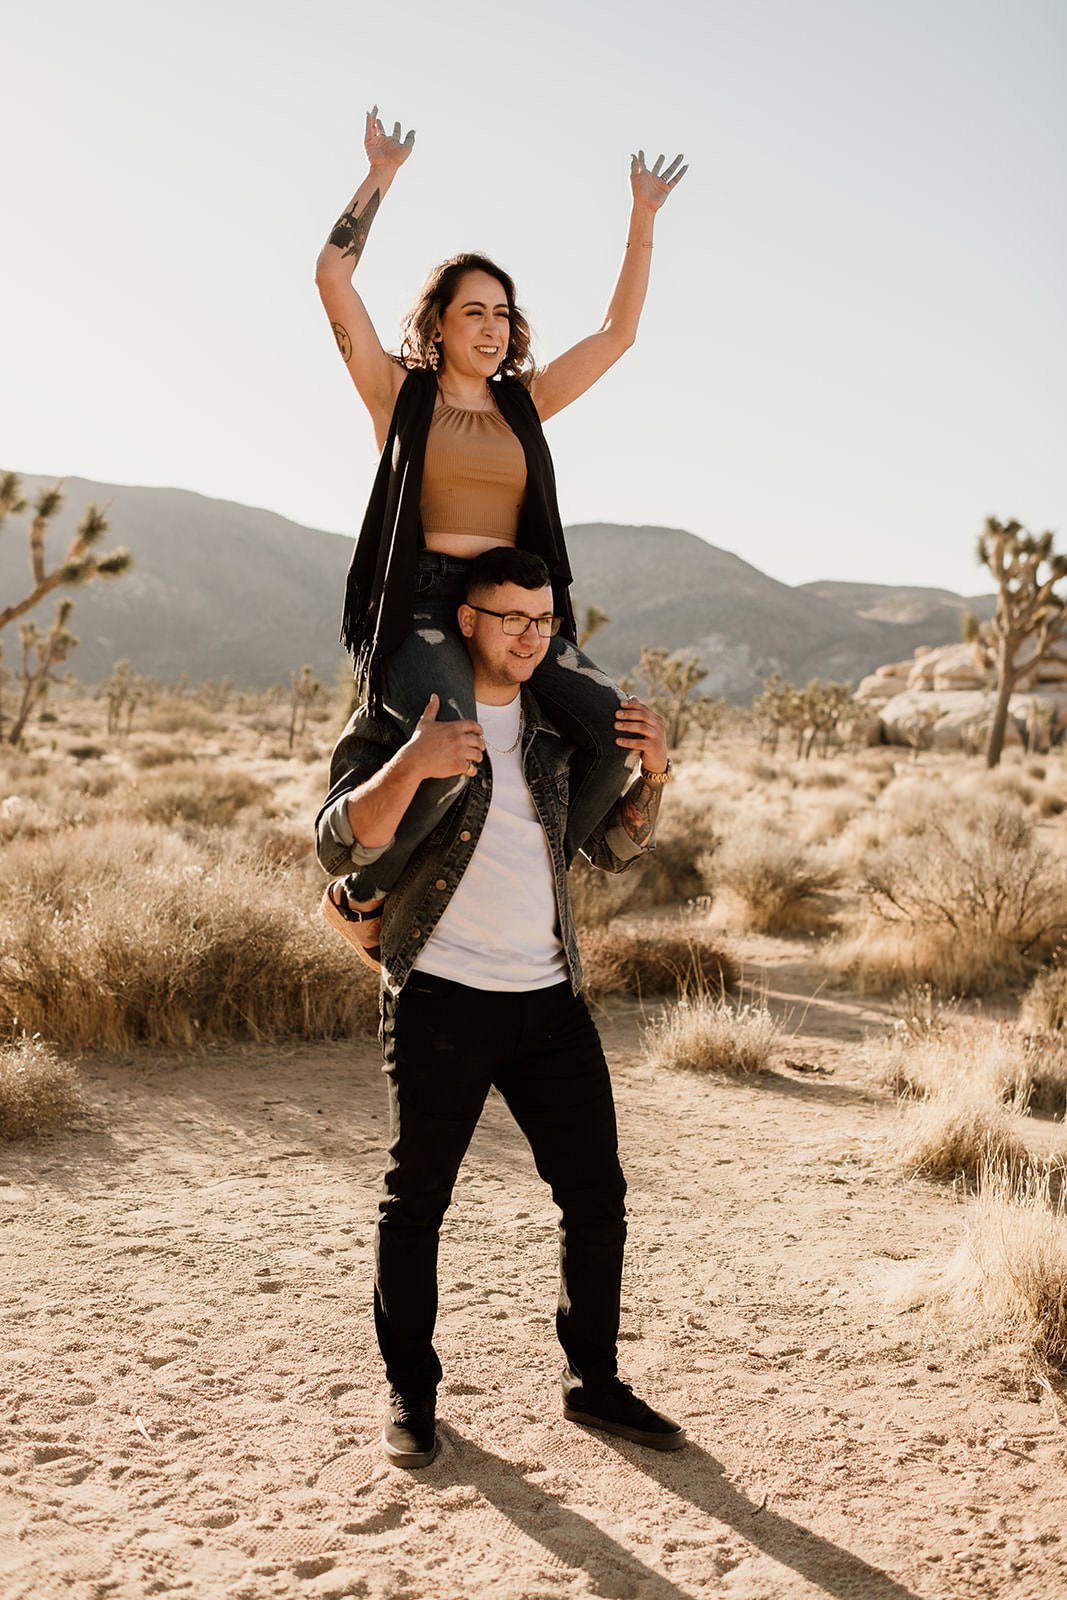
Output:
top-left (2, 941), bottom-right (1066, 1599)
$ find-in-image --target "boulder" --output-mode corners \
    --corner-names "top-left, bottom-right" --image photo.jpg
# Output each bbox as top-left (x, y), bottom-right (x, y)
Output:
top-left (905, 641), bottom-right (989, 692)
top-left (876, 688), bottom-right (1067, 750)
top-left (855, 671), bottom-right (908, 703)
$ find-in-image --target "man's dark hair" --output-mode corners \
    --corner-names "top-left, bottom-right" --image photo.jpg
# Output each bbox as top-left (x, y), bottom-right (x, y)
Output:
top-left (465, 547), bottom-right (551, 599)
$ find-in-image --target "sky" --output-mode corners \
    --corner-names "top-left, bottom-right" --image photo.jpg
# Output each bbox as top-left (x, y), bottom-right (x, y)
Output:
top-left (2, 0), bottom-right (1064, 596)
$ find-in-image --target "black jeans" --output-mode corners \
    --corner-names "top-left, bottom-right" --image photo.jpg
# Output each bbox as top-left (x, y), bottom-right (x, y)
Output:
top-left (375, 973), bottom-right (627, 1398)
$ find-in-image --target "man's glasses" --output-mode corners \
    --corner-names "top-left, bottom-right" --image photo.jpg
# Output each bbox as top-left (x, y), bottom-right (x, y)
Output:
top-left (468, 606), bottom-right (562, 638)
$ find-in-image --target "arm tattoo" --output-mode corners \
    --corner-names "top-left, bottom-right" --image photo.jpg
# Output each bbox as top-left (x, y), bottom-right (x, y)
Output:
top-left (620, 776), bottom-right (662, 848)
top-left (332, 322), bottom-right (352, 361)
top-left (327, 188), bottom-right (381, 263)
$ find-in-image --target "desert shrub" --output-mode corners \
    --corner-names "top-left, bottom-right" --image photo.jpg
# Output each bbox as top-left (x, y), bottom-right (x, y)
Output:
top-left (641, 994), bottom-right (781, 1076)
top-left (1022, 964), bottom-right (1067, 1032)
top-left (877, 1018), bottom-right (1066, 1119)
top-left (132, 742), bottom-right (193, 769)
top-left (797, 794), bottom-right (865, 847)
top-left (925, 1162), bottom-right (1067, 1370)
top-left (568, 796), bottom-right (717, 922)
top-left (136, 764), bottom-right (273, 827)
top-left (142, 699), bottom-right (221, 735)
top-left (1018, 1037), bottom-right (1067, 1118)
top-left (891, 1097), bottom-right (1031, 1184)
top-left (0, 795), bottom-right (53, 843)
top-left (1037, 788), bottom-right (1067, 818)
top-left (581, 925), bottom-right (736, 1001)
top-left (791, 765), bottom-right (850, 790)
top-left (708, 818), bottom-right (837, 933)
top-left (568, 858), bottom-right (640, 926)
top-left (68, 744), bottom-right (105, 761)
top-left (625, 798), bottom-right (719, 910)
top-left (832, 794), bottom-right (1067, 995)
top-left (0, 822), bottom-right (379, 1048)
top-left (0, 1035), bottom-right (82, 1139)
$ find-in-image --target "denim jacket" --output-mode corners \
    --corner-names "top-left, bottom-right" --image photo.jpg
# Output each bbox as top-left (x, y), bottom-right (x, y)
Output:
top-left (315, 687), bottom-right (653, 998)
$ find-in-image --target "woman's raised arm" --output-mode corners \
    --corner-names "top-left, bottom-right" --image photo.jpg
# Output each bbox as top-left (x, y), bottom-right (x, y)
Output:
top-left (529, 150), bottom-right (687, 423)
top-left (315, 106), bottom-right (415, 444)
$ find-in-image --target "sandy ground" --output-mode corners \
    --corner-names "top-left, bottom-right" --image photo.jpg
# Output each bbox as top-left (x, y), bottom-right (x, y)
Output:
top-left (2, 939), bottom-right (1066, 1600)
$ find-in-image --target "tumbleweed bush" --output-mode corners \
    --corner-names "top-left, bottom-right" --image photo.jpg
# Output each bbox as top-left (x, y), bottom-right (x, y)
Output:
top-left (642, 993), bottom-right (781, 1077)
top-left (0, 1035), bottom-right (83, 1139)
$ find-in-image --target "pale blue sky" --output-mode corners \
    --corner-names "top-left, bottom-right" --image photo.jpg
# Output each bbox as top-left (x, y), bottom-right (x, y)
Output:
top-left (2, 0), bottom-right (1064, 594)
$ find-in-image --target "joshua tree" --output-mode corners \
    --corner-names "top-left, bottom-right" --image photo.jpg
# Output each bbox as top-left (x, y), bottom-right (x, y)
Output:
top-left (750, 674), bottom-right (855, 759)
top-left (0, 473), bottom-right (132, 631)
top-left (5, 600), bottom-right (78, 745)
top-left (578, 603), bottom-right (611, 650)
top-left (104, 659), bottom-right (144, 736)
top-left (288, 665), bottom-right (321, 748)
top-left (1, 473), bottom-right (132, 740)
top-left (688, 693), bottom-right (728, 753)
top-left (633, 646), bottom-right (705, 747)
top-left (977, 516), bottom-right (1067, 768)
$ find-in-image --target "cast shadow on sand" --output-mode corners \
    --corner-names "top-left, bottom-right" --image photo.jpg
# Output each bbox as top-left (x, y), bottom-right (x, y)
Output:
top-left (437, 1427), bottom-right (922, 1600)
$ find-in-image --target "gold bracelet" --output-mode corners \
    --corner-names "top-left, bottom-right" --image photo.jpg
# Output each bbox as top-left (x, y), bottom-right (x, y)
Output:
top-left (640, 759), bottom-right (672, 785)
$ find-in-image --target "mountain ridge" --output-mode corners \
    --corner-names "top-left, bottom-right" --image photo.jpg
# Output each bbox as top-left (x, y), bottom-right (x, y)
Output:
top-left (0, 476), bottom-right (994, 697)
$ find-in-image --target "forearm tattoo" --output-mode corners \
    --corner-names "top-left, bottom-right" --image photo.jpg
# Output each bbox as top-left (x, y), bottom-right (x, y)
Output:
top-left (332, 322), bottom-right (352, 361)
top-left (620, 776), bottom-right (662, 848)
top-left (328, 188), bottom-right (381, 263)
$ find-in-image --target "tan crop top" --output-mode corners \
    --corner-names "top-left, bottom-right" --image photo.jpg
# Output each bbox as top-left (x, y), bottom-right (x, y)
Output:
top-left (420, 403), bottom-right (527, 544)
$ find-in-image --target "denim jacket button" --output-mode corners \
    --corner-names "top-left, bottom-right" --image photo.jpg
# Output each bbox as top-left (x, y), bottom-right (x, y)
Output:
top-left (434, 878), bottom-right (447, 890)
top-left (459, 830), bottom-right (471, 842)
top-left (411, 928), bottom-right (421, 939)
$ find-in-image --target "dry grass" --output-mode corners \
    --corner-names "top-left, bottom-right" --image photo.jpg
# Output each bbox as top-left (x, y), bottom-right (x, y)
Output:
top-left (891, 1096), bottom-right (1032, 1184)
top-left (641, 993), bottom-right (782, 1076)
top-left (568, 858), bottom-right (640, 926)
top-left (924, 1162), bottom-right (1067, 1371)
top-left (1022, 963), bottom-right (1067, 1033)
top-left (140, 698), bottom-right (223, 735)
top-left (580, 924), bottom-right (737, 1001)
top-left (876, 1018), bottom-right (1067, 1119)
top-left (827, 793), bottom-right (1067, 995)
top-left (0, 1035), bottom-right (83, 1139)
top-left (709, 818), bottom-right (838, 934)
top-left (136, 764), bottom-right (273, 827)
top-left (0, 822), bottom-right (379, 1049)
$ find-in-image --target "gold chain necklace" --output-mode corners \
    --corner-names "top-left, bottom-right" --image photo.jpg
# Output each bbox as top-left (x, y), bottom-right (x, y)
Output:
top-left (484, 705), bottom-right (524, 756)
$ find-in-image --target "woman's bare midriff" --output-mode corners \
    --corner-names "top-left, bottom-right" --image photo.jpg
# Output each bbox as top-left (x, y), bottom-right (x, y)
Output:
top-left (422, 532), bottom-right (517, 560)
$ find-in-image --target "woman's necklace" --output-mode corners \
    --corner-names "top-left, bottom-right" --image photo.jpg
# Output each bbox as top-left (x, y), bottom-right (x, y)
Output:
top-left (438, 380), bottom-right (493, 413)
top-left (484, 705), bottom-right (524, 756)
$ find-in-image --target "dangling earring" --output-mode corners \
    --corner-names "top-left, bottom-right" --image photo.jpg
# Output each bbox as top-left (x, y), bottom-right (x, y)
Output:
top-left (427, 338), bottom-right (441, 372)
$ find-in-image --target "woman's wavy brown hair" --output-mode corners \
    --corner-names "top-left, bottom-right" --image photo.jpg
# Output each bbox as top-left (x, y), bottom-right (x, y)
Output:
top-left (397, 252), bottom-right (535, 385)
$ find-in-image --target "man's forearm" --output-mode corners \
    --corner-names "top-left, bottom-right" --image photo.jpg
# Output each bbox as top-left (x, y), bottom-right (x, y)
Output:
top-left (345, 744), bottom-right (424, 848)
top-left (619, 771), bottom-right (663, 849)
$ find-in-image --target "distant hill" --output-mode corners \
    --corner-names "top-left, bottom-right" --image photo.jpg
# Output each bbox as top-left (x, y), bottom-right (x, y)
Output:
top-left (566, 525), bottom-right (996, 696)
top-left (0, 478), bottom-right (994, 698)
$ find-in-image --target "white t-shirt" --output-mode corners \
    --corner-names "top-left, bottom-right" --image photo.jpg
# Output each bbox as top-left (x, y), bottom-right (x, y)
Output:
top-left (413, 696), bottom-right (567, 991)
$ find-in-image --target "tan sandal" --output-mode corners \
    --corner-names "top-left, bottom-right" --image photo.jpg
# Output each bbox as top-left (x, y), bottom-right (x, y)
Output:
top-left (321, 883), bottom-right (383, 974)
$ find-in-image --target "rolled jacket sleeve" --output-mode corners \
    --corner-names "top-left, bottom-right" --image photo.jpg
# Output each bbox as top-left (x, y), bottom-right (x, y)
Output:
top-left (315, 709), bottom-right (402, 876)
top-left (578, 783), bottom-right (657, 875)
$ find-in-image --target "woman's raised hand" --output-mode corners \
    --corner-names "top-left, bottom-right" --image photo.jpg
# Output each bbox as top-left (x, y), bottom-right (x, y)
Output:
top-left (364, 104), bottom-right (415, 172)
top-left (629, 149), bottom-right (687, 211)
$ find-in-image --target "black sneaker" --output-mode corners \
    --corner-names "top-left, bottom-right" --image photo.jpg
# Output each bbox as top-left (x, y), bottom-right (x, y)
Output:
top-left (563, 1380), bottom-right (686, 1451)
top-left (382, 1387), bottom-right (437, 1468)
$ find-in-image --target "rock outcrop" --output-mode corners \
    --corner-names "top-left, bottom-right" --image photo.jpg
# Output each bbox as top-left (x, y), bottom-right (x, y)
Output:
top-left (856, 640), bottom-right (1067, 749)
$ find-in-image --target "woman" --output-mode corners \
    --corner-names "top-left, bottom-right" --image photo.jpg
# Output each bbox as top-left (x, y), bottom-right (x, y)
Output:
top-left (316, 107), bottom-right (686, 966)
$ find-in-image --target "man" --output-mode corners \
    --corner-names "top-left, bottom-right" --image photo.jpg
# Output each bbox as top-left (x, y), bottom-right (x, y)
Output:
top-left (315, 547), bottom-right (684, 1467)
